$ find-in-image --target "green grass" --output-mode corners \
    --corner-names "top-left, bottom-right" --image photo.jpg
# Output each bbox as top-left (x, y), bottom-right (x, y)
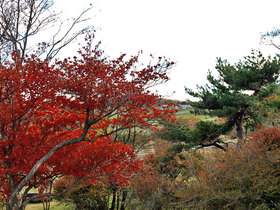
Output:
top-left (26, 201), bottom-right (74, 210)
top-left (176, 109), bottom-right (214, 120)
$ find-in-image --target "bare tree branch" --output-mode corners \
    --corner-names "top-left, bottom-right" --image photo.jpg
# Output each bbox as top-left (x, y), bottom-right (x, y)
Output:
top-left (0, 0), bottom-right (94, 61)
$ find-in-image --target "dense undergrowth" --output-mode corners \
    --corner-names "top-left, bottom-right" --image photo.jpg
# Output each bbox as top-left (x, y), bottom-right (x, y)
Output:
top-left (2, 114), bottom-right (280, 210)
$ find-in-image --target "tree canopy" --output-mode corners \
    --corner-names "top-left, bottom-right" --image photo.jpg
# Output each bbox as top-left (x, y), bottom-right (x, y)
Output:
top-left (0, 37), bottom-right (175, 209)
top-left (186, 51), bottom-right (280, 141)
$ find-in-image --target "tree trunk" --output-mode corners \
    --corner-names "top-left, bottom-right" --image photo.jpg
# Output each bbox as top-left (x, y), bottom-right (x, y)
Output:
top-left (120, 189), bottom-right (127, 210)
top-left (235, 114), bottom-right (244, 148)
top-left (116, 192), bottom-right (120, 210)
top-left (110, 189), bottom-right (116, 210)
top-left (6, 201), bottom-right (23, 210)
top-left (236, 121), bottom-right (243, 139)
top-left (7, 175), bottom-right (21, 210)
top-left (6, 203), bottom-right (12, 210)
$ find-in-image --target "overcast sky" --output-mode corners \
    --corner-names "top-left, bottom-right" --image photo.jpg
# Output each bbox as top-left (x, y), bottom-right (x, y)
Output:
top-left (56, 0), bottom-right (280, 101)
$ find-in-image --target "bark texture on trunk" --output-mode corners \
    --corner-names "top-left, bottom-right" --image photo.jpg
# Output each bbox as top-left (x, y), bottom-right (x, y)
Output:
top-left (235, 114), bottom-right (244, 149)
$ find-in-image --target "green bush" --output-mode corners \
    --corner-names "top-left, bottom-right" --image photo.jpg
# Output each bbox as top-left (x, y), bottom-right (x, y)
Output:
top-left (159, 120), bottom-right (230, 149)
top-left (192, 121), bottom-right (230, 144)
top-left (158, 120), bottom-right (192, 142)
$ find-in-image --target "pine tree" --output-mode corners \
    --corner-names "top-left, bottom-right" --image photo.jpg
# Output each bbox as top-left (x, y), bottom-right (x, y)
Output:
top-left (186, 51), bottom-right (280, 143)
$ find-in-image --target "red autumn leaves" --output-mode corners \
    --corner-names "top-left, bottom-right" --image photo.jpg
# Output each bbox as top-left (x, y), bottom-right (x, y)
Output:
top-left (0, 41), bottom-right (175, 199)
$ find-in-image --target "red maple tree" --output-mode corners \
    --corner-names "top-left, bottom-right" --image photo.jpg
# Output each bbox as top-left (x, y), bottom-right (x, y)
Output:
top-left (0, 37), bottom-right (175, 209)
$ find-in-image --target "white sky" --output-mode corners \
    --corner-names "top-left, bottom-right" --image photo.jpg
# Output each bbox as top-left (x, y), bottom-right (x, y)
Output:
top-left (55, 0), bottom-right (280, 101)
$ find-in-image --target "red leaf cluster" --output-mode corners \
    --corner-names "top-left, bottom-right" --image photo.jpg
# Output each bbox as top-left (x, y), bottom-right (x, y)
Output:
top-left (0, 40), bottom-right (175, 200)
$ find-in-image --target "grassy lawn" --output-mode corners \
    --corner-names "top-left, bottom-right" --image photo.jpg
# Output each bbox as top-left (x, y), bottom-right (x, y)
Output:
top-left (176, 109), bottom-right (214, 120)
top-left (26, 201), bottom-right (74, 210)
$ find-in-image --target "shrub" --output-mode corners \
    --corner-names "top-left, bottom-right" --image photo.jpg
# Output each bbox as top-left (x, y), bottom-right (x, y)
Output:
top-left (172, 127), bottom-right (280, 209)
top-left (248, 126), bottom-right (280, 150)
top-left (179, 117), bottom-right (201, 130)
top-left (129, 153), bottom-right (177, 209)
top-left (192, 121), bottom-right (229, 144)
top-left (158, 119), bottom-right (231, 150)
top-left (158, 120), bottom-right (192, 142)
top-left (53, 176), bottom-right (110, 210)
